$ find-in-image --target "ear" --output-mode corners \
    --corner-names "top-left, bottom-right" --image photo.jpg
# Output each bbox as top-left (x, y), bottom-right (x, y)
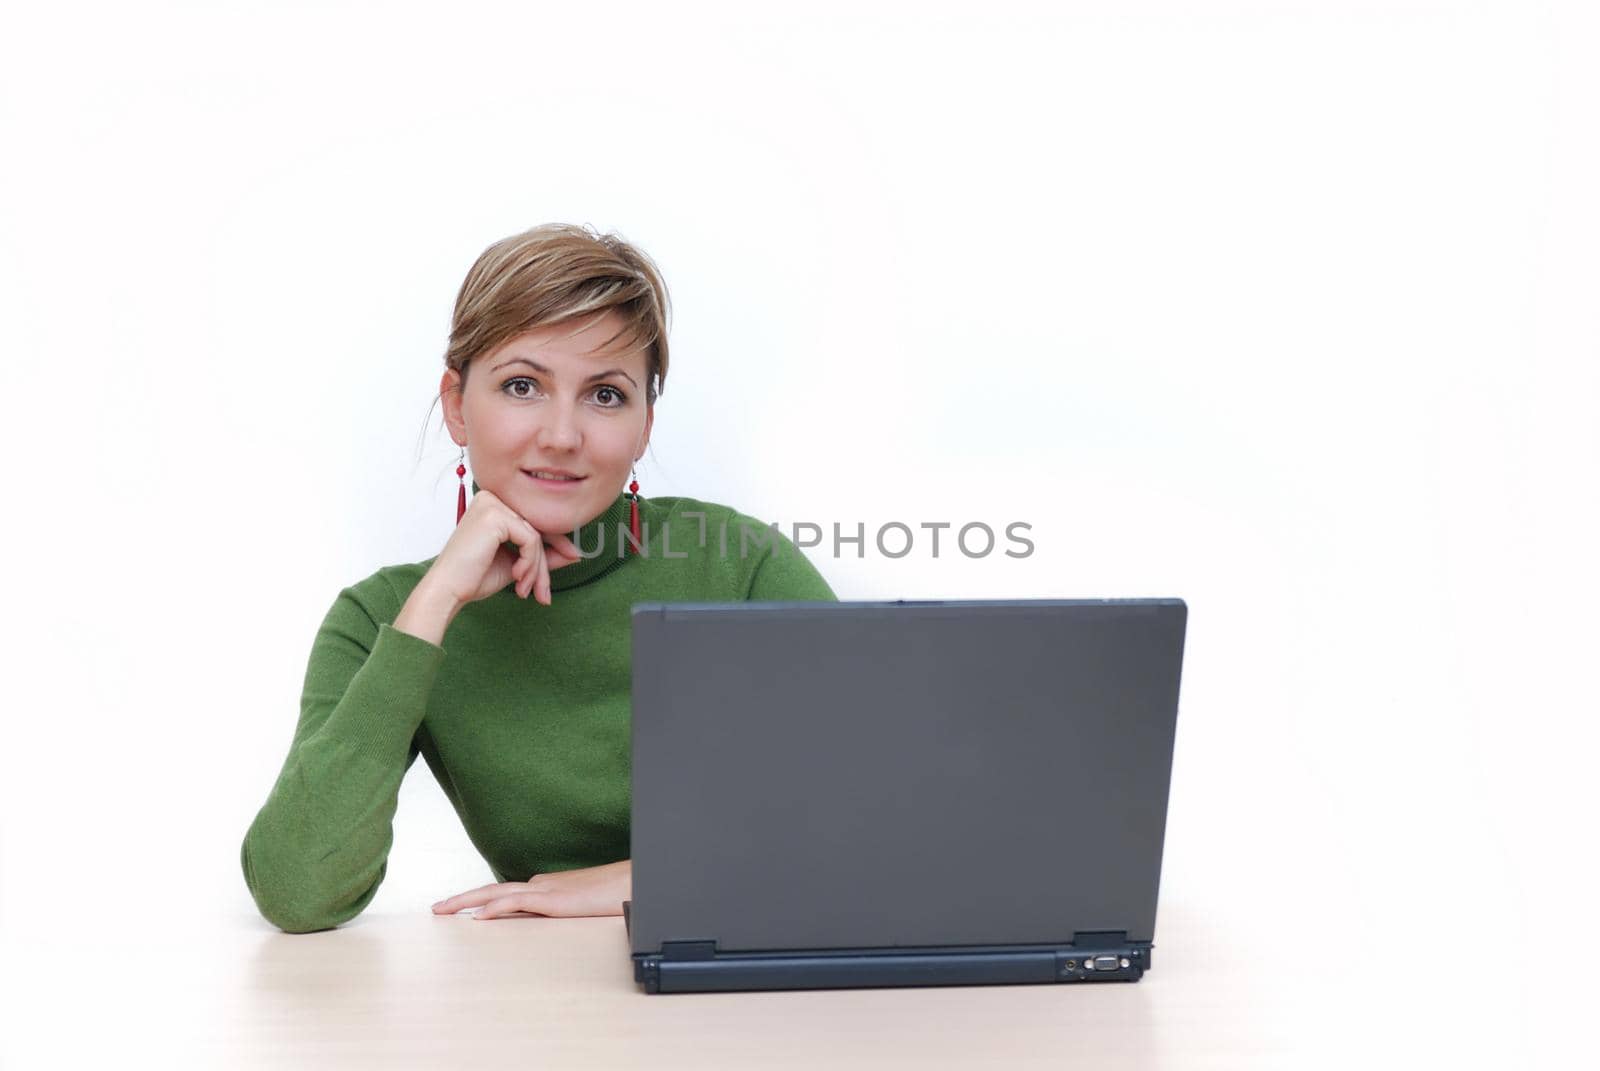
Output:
top-left (636, 404), bottom-right (654, 462)
top-left (440, 368), bottom-right (466, 446)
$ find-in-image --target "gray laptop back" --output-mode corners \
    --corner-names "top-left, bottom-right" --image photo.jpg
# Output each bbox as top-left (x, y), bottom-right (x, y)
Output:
top-left (628, 599), bottom-right (1187, 956)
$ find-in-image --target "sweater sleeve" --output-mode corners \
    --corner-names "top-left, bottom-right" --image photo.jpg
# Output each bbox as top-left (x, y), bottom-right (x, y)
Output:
top-left (241, 579), bottom-right (445, 933)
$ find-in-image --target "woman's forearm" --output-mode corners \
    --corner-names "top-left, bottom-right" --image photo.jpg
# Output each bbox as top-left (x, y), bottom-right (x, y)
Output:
top-left (392, 579), bottom-right (460, 647)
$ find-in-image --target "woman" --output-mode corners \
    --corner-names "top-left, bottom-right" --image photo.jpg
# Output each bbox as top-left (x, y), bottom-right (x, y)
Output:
top-left (241, 224), bottom-right (835, 933)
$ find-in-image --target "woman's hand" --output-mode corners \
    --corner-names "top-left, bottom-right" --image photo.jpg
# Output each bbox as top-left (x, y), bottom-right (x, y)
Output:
top-left (394, 488), bottom-right (584, 645)
top-left (427, 488), bottom-right (584, 608)
top-left (431, 860), bottom-right (632, 920)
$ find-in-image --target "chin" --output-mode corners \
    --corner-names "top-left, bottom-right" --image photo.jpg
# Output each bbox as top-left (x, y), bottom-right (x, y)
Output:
top-left (514, 503), bottom-right (577, 535)
top-left (513, 495), bottom-right (606, 536)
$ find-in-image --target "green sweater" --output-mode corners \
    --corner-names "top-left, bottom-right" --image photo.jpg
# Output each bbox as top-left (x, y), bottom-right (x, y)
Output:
top-left (241, 491), bottom-right (836, 933)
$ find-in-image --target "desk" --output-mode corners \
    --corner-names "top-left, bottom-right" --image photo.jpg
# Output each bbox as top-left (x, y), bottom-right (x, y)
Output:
top-left (0, 897), bottom-right (1545, 1069)
top-left (239, 911), bottom-right (1168, 1068)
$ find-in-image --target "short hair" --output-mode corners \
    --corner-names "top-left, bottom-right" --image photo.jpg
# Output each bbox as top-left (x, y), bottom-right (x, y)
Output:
top-left (446, 223), bottom-right (671, 404)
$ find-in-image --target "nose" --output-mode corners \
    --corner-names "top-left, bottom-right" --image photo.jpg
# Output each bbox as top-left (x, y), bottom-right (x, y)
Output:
top-left (534, 400), bottom-right (582, 453)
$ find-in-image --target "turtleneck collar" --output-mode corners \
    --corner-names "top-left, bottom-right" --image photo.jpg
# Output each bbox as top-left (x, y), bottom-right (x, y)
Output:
top-left (470, 480), bottom-right (636, 592)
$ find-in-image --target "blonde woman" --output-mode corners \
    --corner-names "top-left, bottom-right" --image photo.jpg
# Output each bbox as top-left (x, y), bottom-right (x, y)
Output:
top-left (242, 225), bottom-right (834, 933)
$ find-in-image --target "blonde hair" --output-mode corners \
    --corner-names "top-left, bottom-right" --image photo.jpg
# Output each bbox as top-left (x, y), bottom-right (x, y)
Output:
top-left (446, 223), bottom-right (671, 404)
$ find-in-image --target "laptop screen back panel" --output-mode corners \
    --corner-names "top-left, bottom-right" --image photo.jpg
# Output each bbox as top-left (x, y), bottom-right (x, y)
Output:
top-left (629, 599), bottom-right (1186, 957)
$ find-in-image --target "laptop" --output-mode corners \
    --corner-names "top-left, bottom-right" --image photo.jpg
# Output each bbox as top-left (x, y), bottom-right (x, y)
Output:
top-left (623, 598), bottom-right (1187, 994)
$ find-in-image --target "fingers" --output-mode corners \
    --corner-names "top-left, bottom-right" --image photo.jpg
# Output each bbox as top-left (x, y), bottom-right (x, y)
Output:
top-left (534, 548), bottom-right (552, 606)
top-left (524, 540), bottom-right (547, 603)
top-left (544, 532), bottom-right (583, 569)
top-left (513, 536), bottom-right (548, 604)
top-left (512, 536), bottom-right (578, 584)
top-left (473, 893), bottom-right (545, 920)
top-left (431, 882), bottom-right (523, 914)
top-left (432, 890), bottom-right (548, 920)
top-left (487, 502), bottom-right (577, 604)
top-left (434, 864), bottom-right (626, 919)
top-left (503, 515), bottom-right (546, 602)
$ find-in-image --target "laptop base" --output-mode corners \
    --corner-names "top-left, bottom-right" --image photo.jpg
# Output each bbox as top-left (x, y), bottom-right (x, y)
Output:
top-left (626, 906), bottom-right (1151, 994)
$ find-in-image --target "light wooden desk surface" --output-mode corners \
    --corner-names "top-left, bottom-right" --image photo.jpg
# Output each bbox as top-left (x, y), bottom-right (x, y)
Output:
top-left (0, 895), bottom-right (1548, 1070)
top-left (239, 911), bottom-right (1173, 1069)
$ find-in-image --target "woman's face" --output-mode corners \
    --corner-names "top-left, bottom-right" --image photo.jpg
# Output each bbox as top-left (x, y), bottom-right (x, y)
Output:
top-left (442, 311), bottom-right (653, 536)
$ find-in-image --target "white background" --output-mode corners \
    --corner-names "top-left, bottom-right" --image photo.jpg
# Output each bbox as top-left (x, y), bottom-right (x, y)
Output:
top-left (2, 1), bottom-right (1596, 1067)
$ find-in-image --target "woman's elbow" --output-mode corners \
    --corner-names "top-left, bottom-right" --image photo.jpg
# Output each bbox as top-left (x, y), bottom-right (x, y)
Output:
top-left (240, 839), bottom-right (370, 934)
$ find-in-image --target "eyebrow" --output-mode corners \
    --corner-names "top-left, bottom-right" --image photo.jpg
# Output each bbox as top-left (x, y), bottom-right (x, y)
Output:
top-left (490, 357), bottom-right (638, 388)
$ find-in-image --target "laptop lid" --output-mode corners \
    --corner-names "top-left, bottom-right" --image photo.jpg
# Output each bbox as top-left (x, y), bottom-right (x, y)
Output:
top-left (628, 599), bottom-right (1187, 957)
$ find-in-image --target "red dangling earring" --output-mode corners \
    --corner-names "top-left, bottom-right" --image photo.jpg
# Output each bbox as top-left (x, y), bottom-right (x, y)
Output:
top-left (455, 447), bottom-right (468, 525)
top-left (625, 468), bottom-right (642, 553)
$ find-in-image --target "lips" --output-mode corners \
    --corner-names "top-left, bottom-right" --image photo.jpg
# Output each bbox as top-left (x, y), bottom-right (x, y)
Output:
top-left (523, 469), bottom-right (586, 484)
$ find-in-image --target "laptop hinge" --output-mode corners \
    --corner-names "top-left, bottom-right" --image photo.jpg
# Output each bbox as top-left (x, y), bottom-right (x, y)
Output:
top-left (660, 940), bottom-right (719, 961)
top-left (1071, 930), bottom-right (1129, 949)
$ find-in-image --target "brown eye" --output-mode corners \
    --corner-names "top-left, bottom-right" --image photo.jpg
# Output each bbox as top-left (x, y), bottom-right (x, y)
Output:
top-left (594, 385), bottom-right (625, 407)
top-left (502, 377), bottom-right (538, 399)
